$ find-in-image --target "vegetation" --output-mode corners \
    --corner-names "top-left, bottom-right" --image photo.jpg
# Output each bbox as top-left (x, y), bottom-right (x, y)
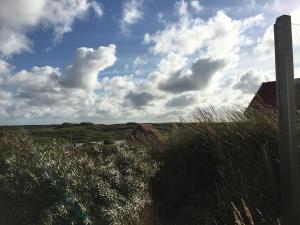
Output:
top-left (150, 107), bottom-right (282, 225)
top-left (0, 123), bottom-right (175, 143)
top-left (1, 107), bottom-right (297, 224)
top-left (0, 132), bottom-right (158, 225)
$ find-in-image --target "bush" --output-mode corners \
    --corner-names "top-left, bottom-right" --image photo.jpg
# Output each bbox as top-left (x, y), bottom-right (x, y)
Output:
top-left (0, 132), bottom-right (158, 225)
top-left (150, 108), bottom-right (281, 225)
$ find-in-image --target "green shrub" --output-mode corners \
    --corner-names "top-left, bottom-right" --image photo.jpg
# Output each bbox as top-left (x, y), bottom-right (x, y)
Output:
top-left (0, 132), bottom-right (158, 225)
top-left (150, 108), bottom-right (281, 225)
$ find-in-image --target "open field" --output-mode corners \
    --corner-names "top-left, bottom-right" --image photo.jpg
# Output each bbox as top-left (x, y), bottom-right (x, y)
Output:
top-left (0, 122), bottom-right (177, 143)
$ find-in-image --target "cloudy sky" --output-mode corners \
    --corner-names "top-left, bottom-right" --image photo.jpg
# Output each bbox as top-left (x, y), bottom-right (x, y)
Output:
top-left (0, 0), bottom-right (300, 125)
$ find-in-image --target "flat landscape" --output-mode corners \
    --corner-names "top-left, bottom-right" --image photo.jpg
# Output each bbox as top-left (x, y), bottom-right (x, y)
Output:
top-left (0, 122), bottom-right (176, 143)
top-left (0, 0), bottom-right (299, 224)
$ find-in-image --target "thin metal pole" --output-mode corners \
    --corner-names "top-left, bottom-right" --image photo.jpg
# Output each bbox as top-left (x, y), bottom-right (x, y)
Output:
top-left (274, 15), bottom-right (299, 225)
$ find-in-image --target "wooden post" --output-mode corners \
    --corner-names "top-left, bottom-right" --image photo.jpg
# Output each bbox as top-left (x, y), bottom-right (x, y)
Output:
top-left (274, 15), bottom-right (299, 225)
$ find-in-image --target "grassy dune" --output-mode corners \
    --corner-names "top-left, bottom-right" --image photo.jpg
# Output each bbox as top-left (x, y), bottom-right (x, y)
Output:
top-left (0, 123), bottom-right (175, 143)
top-left (150, 108), bottom-right (281, 225)
top-left (0, 108), bottom-right (296, 224)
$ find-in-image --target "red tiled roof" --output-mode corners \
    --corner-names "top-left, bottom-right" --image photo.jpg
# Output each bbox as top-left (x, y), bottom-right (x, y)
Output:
top-left (245, 78), bottom-right (300, 114)
top-left (132, 123), bottom-right (163, 143)
top-left (139, 123), bottom-right (155, 132)
top-left (249, 81), bottom-right (277, 109)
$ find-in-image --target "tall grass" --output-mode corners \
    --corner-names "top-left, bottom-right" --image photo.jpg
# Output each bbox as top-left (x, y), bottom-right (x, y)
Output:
top-left (150, 107), bottom-right (281, 225)
top-left (0, 107), bottom-right (297, 225)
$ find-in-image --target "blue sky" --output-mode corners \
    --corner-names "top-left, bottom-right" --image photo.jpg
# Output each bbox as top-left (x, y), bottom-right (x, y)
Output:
top-left (0, 0), bottom-right (300, 125)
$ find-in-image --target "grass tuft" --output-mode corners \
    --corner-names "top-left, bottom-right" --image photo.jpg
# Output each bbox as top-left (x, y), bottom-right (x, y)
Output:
top-left (150, 107), bottom-right (282, 225)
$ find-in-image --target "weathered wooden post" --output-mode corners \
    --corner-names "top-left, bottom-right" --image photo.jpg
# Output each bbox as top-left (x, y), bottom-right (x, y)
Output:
top-left (274, 15), bottom-right (299, 225)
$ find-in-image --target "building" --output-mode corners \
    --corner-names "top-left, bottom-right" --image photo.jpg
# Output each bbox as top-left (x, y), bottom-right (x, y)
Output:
top-left (131, 123), bottom-right (163, 143)
top-left (245, 78), bottom-right (300, 116)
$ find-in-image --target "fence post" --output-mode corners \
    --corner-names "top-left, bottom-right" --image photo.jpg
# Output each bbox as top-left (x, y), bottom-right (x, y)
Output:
top-left (274, 15), bottom-right (299, 225)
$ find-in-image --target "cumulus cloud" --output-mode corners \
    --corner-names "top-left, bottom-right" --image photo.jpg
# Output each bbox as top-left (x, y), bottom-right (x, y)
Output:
top-left (256, 26), bottom-right (274, 60)
top-left (0, 59), bottom-right (10, 84)
top-left (101, 75), bottom-right (135, 92)
top-left (0, 44), bottom-right (117, 123)
top-left (0, 0), bottom-right (285, 124)
top-left (190, 1), bottom-right (202, 13)
top-left (6, 66), bottom-right (95, 109)
top-left (175, 0), bottom-right (188, 17)
top-left (7, 44), bottom-right (117, 96)
top-left (121, 0), bottom-right (143, 32)
top-left (7, 66), bottom-right (61, 93)
top-left (232, 70), bottom-right (273, 93)
top-left (159, 58), bottom-right (226, 93)
top-left (241, 13), bottom-right (264, 30)
top-left (166, 94), bottom-right (196, 107)
top-left (3, 67), bottom-right (96, 121)
top-left (62, 44), bottom-right (117, 91)
top-left (124, 91), bottom-right (155, 109)
top-left (144, 10), bottom-right (262, 61)
top-left (42, 0), bottom-right (103, 41)
top-left (133, 56), bottom-right (146, 66)
top-left (0, 59), bottom-right (10, 75)
top-left (256, 6), bottom-right (300, 60)
top-left (135, 5), bottom-right (268, 114)
top-left (0, 0), bottom-right (103, 56)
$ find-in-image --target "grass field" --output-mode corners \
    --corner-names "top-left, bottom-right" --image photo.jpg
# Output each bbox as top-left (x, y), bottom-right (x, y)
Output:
top-left (0, 122), bottom-right (177, 143)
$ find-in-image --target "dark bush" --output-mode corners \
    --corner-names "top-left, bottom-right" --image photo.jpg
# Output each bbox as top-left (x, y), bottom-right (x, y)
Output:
top-left (0, 132), bottom-right (158, 225)
top-left (150, 108), bottom-right (281, 225)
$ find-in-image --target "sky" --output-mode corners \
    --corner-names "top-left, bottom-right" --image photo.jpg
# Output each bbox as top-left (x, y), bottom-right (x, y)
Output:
top-left (0, 0), bottom-right (300, 125)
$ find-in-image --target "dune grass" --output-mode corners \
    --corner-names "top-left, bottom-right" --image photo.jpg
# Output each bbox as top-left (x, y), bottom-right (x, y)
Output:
top-left (1, 107), bottom-right (297, 225)
top-left (150, 107), bottom-right (282, 225)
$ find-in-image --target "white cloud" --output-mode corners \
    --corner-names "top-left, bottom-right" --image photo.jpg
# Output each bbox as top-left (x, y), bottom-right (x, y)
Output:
top-left (142, 9), bottom-right (265, 102)
top-left (232, 69), bottom-right (273, 93)
top-left (42, 0), bottom-right (103, 41)
top-left (175, 0), bottom-right (188, 17)
top-left (0, 59), bottom-right (10, 85)
top-left (101, 75), bottom-right (135, 91)
top-left (0, 0), bottom-right (103, 56)
top-left (158, 58), bottom-right (227, 93)
top-left (121, 0), bottom-right (143, 32)
top-left (88, 1), bottom-right (104, 17)
top-left (0, 0), bottom-right (291, 124)
top-left (190, 1), bottom-right (202, 13)
top-left (256, 6), bottom-right (300, 60)
top-left (0, 0), bottom-right (45, 29)
top-left (256, 26), bottom-right (274, 60)
top-left (0, 59), bottom-right (11, 75)
top-left (3, 65), bottom-right (96, 121)
top-left (0, 44), bottom-right (117, 123)
top-left (62, 44), bottom-right (117, 91)
top-left (266, 0), bottom-right (300, 13)
top-left (157, 12), bottom-right (167, 24)
top-left (133, 56), bottom-right (146, 66)
top-left (241, 13), bottom-right (264, 30)
top-left (7, 66), bottom-right (61, 93)
top-left (115, 7), bottom-right (269, 119)
top-left (144, 11), bottom-right (261, 61)
top-left (0, 30), bottom-right (32, 57)
top-left (166, 94), bottom-right (197, 107)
